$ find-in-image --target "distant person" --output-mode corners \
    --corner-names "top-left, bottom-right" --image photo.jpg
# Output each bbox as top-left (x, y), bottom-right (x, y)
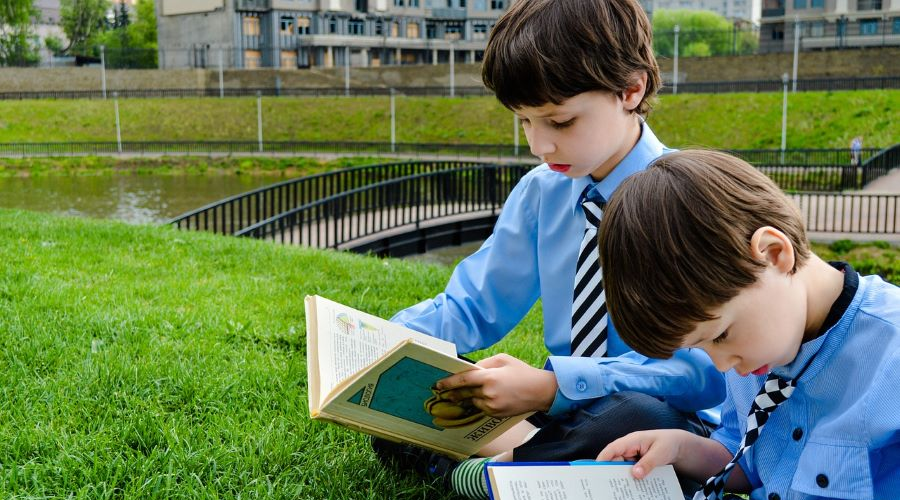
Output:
top-left (373, 0), bottom-right (725, 498)
top-left (597, 149), bottom-right (900, 500)
top-left (850, 136), bottom-right (863, 166)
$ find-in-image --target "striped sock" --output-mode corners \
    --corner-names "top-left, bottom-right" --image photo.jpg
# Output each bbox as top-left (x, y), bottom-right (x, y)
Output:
top-left (450, 457), bottom-right (490, 500)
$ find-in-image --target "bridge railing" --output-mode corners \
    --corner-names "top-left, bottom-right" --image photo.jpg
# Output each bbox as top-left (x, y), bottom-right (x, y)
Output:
top-left (235, 165), bottom-right (531, 248)
top-left (168, 160), bottom-right (488, 235)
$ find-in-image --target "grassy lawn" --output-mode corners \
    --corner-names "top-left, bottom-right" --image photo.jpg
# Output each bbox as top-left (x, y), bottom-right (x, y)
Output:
top-left (0, 209), bottom-right (548, 499)
top-left (0, 90), bottom-right (896, 149)
top-left (1, 208), bottom-right (897, 498)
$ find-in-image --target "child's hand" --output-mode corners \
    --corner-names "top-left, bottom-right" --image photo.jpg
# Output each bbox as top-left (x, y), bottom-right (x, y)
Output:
top-left (597, 430), bottom-right (691, 480)
top-left (434, 354), bottom-right (558, 417)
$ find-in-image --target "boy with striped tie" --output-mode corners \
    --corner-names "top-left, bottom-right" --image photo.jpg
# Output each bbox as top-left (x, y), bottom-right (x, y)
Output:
top-left (597, 150), bottom-right (900, 499)
top-left (372, 0), bottom-right (726, 498)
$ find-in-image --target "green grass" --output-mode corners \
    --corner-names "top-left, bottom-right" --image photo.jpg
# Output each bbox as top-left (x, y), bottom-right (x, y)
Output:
top-left (0, 90), bottom-right (896, 149)
top-left (0, 209), bottom-right (546, 499)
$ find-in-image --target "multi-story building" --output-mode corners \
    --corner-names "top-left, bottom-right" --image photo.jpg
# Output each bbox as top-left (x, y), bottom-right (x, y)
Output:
top-left (639, 0), bottom-right (762, 23)
top-left (155, 0), bottom-right (509, 69)
top-left (759, 0), bottom-right (900, 51)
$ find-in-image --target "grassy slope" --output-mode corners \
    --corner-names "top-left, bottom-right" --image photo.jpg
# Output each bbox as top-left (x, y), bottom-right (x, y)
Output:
top-left (0, 90), bottom-right (896, 149)
top-left (0, 209), bottom-right (545, 499)
top-left (1, 208), bottom-right (897, 497)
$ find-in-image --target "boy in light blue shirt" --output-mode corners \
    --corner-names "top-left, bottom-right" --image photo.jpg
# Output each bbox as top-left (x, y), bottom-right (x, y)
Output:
top-left (597, 150), bottom-right (900, 499)
top-left (374, 0), bottom-right (726, 497)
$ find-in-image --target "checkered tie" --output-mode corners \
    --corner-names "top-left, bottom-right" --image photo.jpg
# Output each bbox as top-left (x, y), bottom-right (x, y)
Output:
top-left (693, 374), bottom-right (796, 500)
top-left (570, 194), bottom-right (608, 358)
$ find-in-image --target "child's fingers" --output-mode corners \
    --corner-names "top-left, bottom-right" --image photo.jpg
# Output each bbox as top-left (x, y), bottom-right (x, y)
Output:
top-left (435, 368), bottom-right (485, 391)
top-left (596, 435), bottom-right (643, 462)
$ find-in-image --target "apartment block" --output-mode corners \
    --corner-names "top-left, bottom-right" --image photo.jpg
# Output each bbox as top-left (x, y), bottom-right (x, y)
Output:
top-left (759, 0), bottom-right (900, 51)
top-left (155, 0), bottom-right (508, 69)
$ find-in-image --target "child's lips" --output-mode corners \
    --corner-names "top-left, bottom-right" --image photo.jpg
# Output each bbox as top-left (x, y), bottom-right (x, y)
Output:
top-left (548, 163), bottom-right (571, 173)
top-left (751, 365), bottom-right (770, 376)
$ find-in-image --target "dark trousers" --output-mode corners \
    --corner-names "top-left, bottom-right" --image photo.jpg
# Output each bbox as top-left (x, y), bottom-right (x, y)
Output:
top-left (512, 391), bottom-right (711, 495)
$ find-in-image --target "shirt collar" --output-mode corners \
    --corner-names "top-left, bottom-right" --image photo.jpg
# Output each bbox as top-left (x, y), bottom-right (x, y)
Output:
top-left (570, 121), bottom-right (667, 215)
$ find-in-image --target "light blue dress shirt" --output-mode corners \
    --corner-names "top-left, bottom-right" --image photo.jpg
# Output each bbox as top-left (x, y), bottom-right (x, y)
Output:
top-left (711, 273), bottom-right (900, 500)
top-left (391, 123), bottom-right (725, 419)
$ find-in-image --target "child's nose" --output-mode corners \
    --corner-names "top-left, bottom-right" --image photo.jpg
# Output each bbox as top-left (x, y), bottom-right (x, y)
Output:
top-left (526, 129), bottom-right (556, 157)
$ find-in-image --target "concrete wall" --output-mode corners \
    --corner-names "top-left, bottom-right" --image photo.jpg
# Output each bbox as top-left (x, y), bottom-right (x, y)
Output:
top-left (0, 47), bottom-right (895, 92)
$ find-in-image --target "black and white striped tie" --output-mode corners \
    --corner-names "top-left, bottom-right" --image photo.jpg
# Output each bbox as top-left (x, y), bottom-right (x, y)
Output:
top-left (571, 195), bottom-right (608, 358)
top-left (693, 374), bottom-right (796, 500)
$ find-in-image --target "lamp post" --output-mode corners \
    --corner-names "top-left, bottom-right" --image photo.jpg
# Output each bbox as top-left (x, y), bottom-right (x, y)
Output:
top-left (781, 73), bottom-right (789, 164)
top-left (673, 25), bottom-right (680, 95)
top-left (792, 17), bottom-right (801, 92)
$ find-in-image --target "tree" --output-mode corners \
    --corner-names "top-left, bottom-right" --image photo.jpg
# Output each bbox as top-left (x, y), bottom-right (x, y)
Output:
top-left (0, 0), bottom-right (40, 66)
top-left (652, 9), bottom-right (759, 58)
top-left (60, 0), bottom-right (111, 54)
top-left (94, 0), bottom-right (157, 68)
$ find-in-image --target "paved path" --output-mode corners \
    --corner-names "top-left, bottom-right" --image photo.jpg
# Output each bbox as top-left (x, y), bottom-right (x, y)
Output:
top-left (860, 167), bottom-right (900, 194)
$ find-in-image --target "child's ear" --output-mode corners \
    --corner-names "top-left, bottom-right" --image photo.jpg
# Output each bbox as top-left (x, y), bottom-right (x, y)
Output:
top-left (749, 226), bottom-right (795, 274)
top-left (621, 72), bottom-right (648, 112)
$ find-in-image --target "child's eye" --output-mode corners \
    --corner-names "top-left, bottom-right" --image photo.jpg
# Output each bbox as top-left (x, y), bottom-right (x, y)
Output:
top-left (712, 331), bottom-right (729, 344)
top-left (550, 118), bottom-right (575, 129)
top-left (519, 117), bottom-right (531, 126)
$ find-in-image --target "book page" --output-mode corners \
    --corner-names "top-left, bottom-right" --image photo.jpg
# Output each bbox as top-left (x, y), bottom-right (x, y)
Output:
top-left (487, 463), bottom-right (682, 500)
top-left (321, 341), bottom-right (529, 459)
top-left (309, 296), bottom-right (457, 399)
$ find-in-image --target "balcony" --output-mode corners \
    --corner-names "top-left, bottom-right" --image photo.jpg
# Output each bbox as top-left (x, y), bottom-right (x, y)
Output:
top-left (762, 7), bottom-right (785, 16)
top-left (431, 7), bottom-right (467, 19)
top-left (236, 0), bottom-right (271, 12)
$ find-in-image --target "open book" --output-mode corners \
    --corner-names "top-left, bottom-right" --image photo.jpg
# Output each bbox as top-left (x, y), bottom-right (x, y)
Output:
top-left (305, 295), bottom-right (530, 460)
top-left (485, 462), bottom-right (683, 500)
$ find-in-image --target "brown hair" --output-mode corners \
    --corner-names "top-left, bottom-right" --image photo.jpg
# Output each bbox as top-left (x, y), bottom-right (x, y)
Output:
top-left (597, 150), bottom-right (811, 359)
top-left (481, 0), bottom-right (660, 114)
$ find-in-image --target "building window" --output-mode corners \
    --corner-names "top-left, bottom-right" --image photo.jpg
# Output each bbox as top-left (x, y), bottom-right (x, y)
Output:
top-left (349, 19), bottom-right (365, 34)
top-left (459, 0), bottom-right (466, 7)
top-left (859, 18), bottom-right (878, 35)
top-left (409, 0), bottom-right (420, 6)
top-left (810, 0), bottom-right (823, 6)
top-left (244, 50), bottom-right (262, 68)
top-left (329, 17), bottom-right (338, 33)
top-left (298, 16), bottom-right (311, 34)
top-left (243, 16), bottom-right (261, 36)
top-left (391, 21), bottom-right (400, 37)
top-left (426, 21), bottom-right (437, 38)
top-left (771, 25), bottom-right (785, 39)
top-left (490, 0), bottom-right (504, 9)
top-left (473, 23), bottom-right (488, 40)
top-left (356, 0), bottom-right (368, 10)
top-left (280, 16), bottom-right (295, 35)
top-left (474, 0), bottom-right (486, 9)
top-left (856, 0), bottom-right (881, 9)
top-left (394, 0), bottom-right (404, 6)
top-left (281, 50), bottom-right (297, 68)
top-left (894, 17), bottom-right (900, 34)
top-left (375, 19), bottom-right (384, 35)
top-left (808, 20), bottom-right (824, 36)
top-left (445, 21), bottom-right (463, 40)
top-left (406, 22), bottom-right (419, 37)
top-left (793, 0), bottom-right (805, 8)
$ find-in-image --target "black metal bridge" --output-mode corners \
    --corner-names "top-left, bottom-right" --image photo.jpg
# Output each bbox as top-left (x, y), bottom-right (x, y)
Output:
top-left (169, 146), bottom-right (900, 256)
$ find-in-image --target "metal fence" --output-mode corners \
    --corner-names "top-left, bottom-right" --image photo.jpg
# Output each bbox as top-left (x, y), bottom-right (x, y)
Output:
top-left (1, 76), bottom-right (897, 100)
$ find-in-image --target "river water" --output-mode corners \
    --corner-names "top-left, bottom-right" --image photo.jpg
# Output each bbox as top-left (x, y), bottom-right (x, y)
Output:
top-left (0, 173), bottom-right (480, 263)
top-left (0, 174), bottom-right (290, 224)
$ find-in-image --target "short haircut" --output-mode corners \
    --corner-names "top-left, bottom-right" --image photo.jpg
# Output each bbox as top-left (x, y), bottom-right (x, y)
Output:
top-left (598, 150), bottom-right (811, 359)
top-left (481, 0), bottom-right (660, 115)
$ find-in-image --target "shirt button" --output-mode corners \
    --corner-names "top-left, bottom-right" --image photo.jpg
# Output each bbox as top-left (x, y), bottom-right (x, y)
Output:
top-left (576, 380), bottom-right (587, 392)
top-left (816, 474), bottom-right (829, 488)
top-left (768, 493), bottom-right (781, 500)
top-left (792, 427), bottom-right (803, 441)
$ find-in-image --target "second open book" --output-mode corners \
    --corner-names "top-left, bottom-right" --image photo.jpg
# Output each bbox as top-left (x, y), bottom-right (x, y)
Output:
top-left (306, 295), bottom-right (530, 460)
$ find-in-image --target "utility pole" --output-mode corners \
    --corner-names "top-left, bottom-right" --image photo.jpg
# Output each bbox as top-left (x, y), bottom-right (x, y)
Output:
top-left (114, 92), bottom-right (122, 154)
top-left (449, 43), bottom-right (456, 97)
top-left (390, 88), bottom-right (396, 153)
top-left (345, 46), bottom-right (351, 97)
top-left (792, 17), bottom-right (801, 92)
top-left (257, 91), bottom-right (264, 153)
top-left (781, 73), bottom-right (789, 164)
top-left (100, 45), bottom-right (108, 99)
top-left (219, 48), bottom-right (225, 98)
top-left (673, 25), bottom-right (680, 95)
top-left (513, 114), bottom-right (519, 157)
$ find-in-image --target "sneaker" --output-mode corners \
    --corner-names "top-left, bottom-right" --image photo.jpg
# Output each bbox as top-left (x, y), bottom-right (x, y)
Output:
top-left (370, 437), bottom-right (459, 486)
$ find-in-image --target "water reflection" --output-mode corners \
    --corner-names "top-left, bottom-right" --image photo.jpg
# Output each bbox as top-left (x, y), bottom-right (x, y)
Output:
top-left (0, 174), bottom-right (292, 224)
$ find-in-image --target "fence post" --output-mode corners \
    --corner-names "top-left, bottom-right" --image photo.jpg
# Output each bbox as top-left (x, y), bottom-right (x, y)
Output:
top-left (219, 48), bottom-right (225, 98)
top-left (792, 17), bottom-right (801, 92)
top-left (100, 45), bottom-right (107, 99)
top-left (257, 91), bottom-right (264, 153)
top-left (390, 88), bottom-right (396, 153)
top-left (114, 92), bottom-right (122, 154)
top-left (781, 73), bottom-right (789, 164)
top-left (673, 25), bottom-right (680, 95)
